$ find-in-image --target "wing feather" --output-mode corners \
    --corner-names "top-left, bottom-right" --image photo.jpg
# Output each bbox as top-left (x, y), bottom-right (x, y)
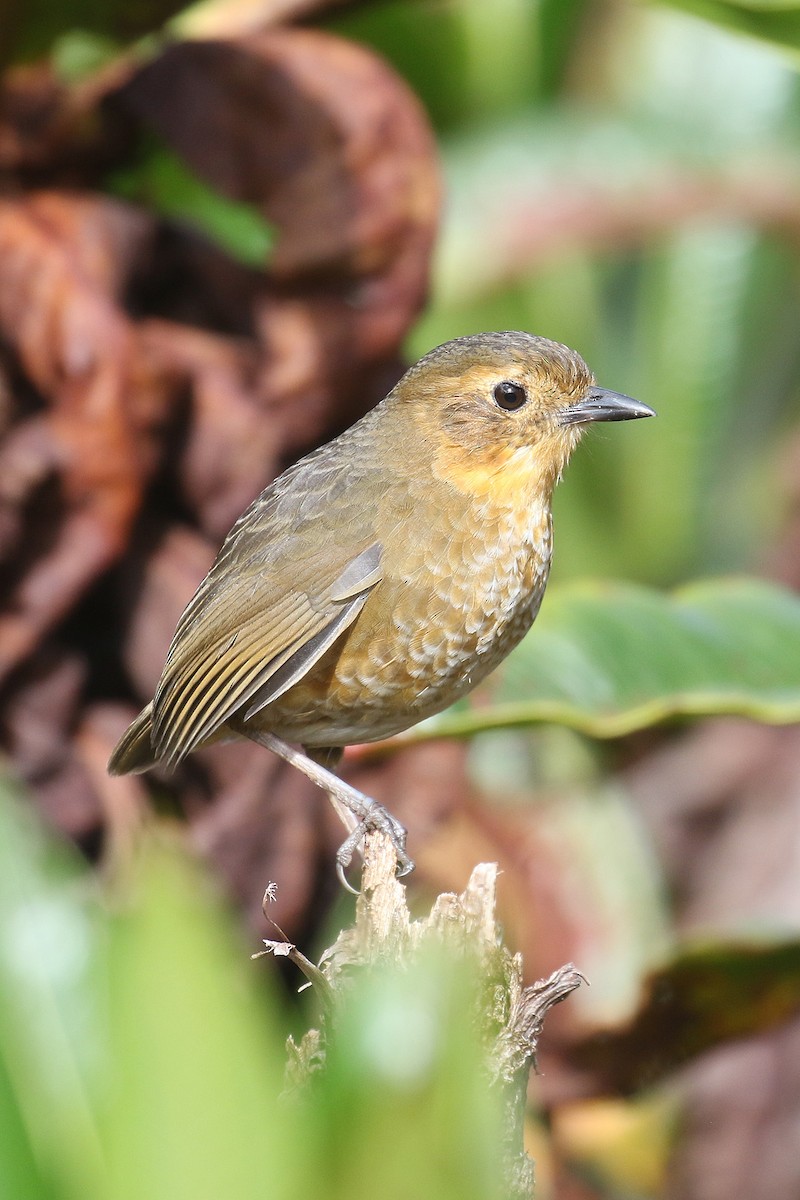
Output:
top-left (241, 590), bottom-right (371, 721)
top-left (150, 535), bottom-right (383, 766)
top-left (148, 427), bottom-right (389, 765)
top-left (157, 609), bottom-right (323, 764)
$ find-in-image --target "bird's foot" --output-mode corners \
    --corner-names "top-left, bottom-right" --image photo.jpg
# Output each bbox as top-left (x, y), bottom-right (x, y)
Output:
top-left (243, 729), bottom-right (414, 891)
top-left (334, 800), bottom-right (414, 894)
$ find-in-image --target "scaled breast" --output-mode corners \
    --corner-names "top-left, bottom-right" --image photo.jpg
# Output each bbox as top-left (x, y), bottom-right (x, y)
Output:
top-left (322, 492), bottom-right (552, 730)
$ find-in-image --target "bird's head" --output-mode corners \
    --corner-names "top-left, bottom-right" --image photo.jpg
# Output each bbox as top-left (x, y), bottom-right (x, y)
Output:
top-left (394, 331), bottom-right (654, 501)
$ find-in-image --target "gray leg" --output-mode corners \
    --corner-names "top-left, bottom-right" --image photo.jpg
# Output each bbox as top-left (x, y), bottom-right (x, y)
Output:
top-left (243, 729), bottom-right (414, 888)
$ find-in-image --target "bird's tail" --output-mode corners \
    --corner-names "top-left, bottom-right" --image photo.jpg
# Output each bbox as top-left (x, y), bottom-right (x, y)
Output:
top-left (108, 703), bottom-right (157, 775)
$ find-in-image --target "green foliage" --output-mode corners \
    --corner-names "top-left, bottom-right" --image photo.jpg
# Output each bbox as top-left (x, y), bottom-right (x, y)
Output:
top-left (333, 0), bottom-right (541, 129)
top-left (110, 142), bottom-right (275, 268)
top-left (334, 0), bottom-right (594, 125)
top-left (359, 1), bottom-right (800, 587)
top-left (0, 779), bottom-right (104, 1200)
top-left (0, 0), bottom-right (185, 67)
top-left (50, 31), bottom-right (124, 81)
top-left (407, 577), bottom-right (800, 741)
top-left (100, 846), bottom-right (296, 1200)
top-left (656, 0), bottom-right (800, 55)
top-left (302, 952), bottom-right (506, 1200)
top-left (0, 778), bottom-right (505, 1200)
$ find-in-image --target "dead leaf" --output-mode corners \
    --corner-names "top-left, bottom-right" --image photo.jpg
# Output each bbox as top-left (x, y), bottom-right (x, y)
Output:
top-left (0, 192), bottom-right (175, 681)
top-left (140, 319), bottom-right (278, 538)
top-left (117, 29), bottom-right (440, 434)
top-left (120, 524), bottom-right (217, 697)
top-left (549, 939), bottom-right (800, 1099)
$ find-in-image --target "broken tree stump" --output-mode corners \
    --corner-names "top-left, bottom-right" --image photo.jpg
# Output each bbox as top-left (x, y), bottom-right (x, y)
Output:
top-left (258, 831), bottom-right (585, 1198)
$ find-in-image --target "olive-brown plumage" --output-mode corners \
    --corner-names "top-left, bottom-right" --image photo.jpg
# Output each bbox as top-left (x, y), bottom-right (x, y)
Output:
top-left (109, 332), bottom-right (653, 873)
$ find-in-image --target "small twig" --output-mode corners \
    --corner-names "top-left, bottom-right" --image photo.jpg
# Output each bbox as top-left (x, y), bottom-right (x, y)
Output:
top-left (251, 885), bottom-right (335, 1009)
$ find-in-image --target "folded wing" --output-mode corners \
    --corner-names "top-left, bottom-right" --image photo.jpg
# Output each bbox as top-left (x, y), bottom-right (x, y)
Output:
top-left (149, 454), bottom-right (384, 767)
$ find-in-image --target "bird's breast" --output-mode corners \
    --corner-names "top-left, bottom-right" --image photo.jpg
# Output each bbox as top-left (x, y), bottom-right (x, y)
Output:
top-left (259, 487), bottom-right (553, 745)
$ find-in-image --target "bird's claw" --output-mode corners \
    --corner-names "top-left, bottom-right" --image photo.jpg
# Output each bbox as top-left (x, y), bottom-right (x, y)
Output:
top-left (335, 804), bottom-right (415, 894)
top-left (336, 859), bottom-right (361, 895)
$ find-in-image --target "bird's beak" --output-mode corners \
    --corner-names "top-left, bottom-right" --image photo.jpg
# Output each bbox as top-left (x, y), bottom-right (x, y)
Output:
top-left (559, 388), bottom-right (656, 425)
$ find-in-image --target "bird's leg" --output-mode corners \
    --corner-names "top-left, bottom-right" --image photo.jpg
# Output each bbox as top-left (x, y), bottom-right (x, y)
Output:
top-left (243, 730), bottom-right (414, 889)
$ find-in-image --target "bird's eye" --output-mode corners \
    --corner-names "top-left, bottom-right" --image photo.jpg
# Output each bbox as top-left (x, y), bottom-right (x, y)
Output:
top-left (493, 380), bottom-right (528, 411)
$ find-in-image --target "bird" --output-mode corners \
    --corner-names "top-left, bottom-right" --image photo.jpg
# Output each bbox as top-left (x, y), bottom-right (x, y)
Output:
top-left (109, 331), bottom-right (654, 886)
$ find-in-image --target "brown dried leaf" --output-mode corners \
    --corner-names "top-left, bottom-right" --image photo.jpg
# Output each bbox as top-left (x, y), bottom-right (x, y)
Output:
top-left (121, 30), bottom-right (439, 282)
top-left (73, 702), bottom-right (151, 866)
top-left (0, 63), bottom-right (79, 172)
top-left (190, 739), bottom-right (324, 936)
top-left (0, 192), bottom-right (175, 681)
top-left (117, 29), bottom-right (440, 427)
top-left (623, 718), bottom-right (800, 1197)
top-left (344, 739), bottom-right (469, 851)
top-left (3, 647), bottom-right (103, 838)
top-left (121, 524), bottom-right (217, 697)
top-left (140, 319), bottom-right (278, 538)
top-left (559, 939), bottom-right (800, 1098)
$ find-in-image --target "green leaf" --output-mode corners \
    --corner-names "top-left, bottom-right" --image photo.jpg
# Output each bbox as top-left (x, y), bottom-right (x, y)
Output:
top-left (538, 0), bottom-right (595, 97)
top-left (0, 0), bottom-right (185, 68)
top-left (100, 840), bottom-right (301, 1200)
top-left (654, 0), bottom-right (800, 55)
top-left (110, 144), bottom-right (275, 268)
top-left (331, 0), bottom-right (542, 131)
top-left (0, 774), bottom-right (106, 1200)
top-left (50, 31), bottom-right (123, 82)
top-left (310, 948), bottom-right (507, 1200)
top-left (0, 779), bottom-right (513, 1200)
top-left (405, 577), bottom-right (800, 742)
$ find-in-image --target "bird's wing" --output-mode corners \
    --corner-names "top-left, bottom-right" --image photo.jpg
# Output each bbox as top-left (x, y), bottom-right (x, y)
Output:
top-left (150, 453), bottom-right (384, 767)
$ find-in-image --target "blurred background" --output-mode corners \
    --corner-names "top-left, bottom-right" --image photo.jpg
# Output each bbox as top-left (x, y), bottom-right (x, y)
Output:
top-left (2, 0), bottom-right (800, 1197)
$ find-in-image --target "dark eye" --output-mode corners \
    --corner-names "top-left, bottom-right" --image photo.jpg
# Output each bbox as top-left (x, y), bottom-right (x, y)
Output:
top-left (493, 380), bottom-right (528, 411)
